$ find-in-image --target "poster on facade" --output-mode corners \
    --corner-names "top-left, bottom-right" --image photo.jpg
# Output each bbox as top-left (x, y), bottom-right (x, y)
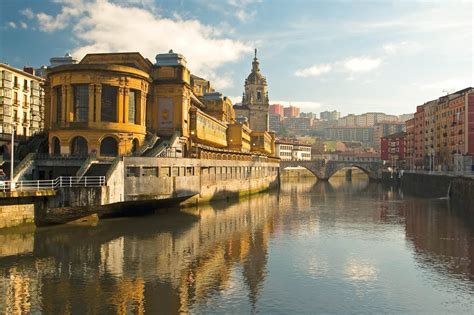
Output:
top-left (158, 97), bottom-right (173, 129)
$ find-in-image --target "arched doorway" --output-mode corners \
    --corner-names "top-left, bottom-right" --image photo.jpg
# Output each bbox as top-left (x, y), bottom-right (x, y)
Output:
top-left (52, 137), bottom-right (61, 155)
top-left (70, 136), bottom-right (88, 156)
top-left (100, 136), bottom-right (118, 157)
top-left (131, 138), bottom-right (139, 154)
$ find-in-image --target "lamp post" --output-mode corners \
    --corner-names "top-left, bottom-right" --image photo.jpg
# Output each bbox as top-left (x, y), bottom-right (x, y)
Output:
top-left (7, 122), bottom-right (16, 191)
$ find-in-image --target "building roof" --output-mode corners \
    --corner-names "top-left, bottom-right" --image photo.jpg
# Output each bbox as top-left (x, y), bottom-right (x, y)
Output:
top-left (0, 63), bottom-right (44, 81)
top-left (382, 131), bottom-right (407, 139)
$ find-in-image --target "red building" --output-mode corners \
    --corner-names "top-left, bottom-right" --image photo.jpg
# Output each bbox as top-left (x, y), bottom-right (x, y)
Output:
top-left (413, 104), bottom-right (425, 167)
top-left (284, 105), bottom-right (300, 118)
top-left (381, 132), bottom-right (406, 167)
top-left (405, 118), bottom-right (415, 169)
top-left (269, 104), bottom-right (284, 117)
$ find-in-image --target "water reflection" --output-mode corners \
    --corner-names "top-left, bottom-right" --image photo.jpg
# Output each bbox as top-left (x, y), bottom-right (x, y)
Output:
top-left (0, 177), bottom-right (473, 313)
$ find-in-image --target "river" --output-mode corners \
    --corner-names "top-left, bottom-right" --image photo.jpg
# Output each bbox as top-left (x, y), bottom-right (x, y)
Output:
top-left (1, 177), bottom-right (474, 313)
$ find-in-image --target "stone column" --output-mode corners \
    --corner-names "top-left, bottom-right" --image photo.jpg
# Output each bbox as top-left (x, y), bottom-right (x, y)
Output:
top-left (117, 87), bottom-right (124, 123)
top-left (140, 91), bottom-right (147, 126)
top-left (95, 84), bottom-right (102, 122)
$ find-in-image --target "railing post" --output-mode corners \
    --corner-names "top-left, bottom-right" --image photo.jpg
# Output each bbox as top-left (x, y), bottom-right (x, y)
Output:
top-left (69, 177), bottom-right (72, 187)
top-left (85, 177), bottom-right (87, 187)
top-left (37, 180), bottom-right (39, 191)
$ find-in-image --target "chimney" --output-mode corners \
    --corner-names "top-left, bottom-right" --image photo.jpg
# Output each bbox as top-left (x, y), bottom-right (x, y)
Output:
top-left (23, 67), bottom-right (35, 75)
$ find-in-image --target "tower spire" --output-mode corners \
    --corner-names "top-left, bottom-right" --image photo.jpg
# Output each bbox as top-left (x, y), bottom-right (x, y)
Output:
top-left (254, 48), bottom-right (257, 59)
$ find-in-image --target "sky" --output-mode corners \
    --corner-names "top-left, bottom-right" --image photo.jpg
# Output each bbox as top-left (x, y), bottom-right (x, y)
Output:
top-left (0, 0), bottom-right (472, 116)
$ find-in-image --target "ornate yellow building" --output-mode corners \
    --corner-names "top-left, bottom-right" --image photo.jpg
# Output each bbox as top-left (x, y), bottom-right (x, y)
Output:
top-left (45, 50), bottom-right (275, 159)
top-left (45, 53), bottom-right (150, 157)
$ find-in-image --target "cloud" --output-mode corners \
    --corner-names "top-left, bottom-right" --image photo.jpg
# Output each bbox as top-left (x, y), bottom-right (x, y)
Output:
top-left (415, 78), bottom-right (473, 92)
top-left (20, 22), bottom-right (28, 29)
top-left (294, 56), bottom-right (381, 78)
top-left (7, 22), bottom-right (17, 29)
top-left (29, 0), bottom-right (251, 83)
top-left (343, 57), bottom-right (381, 73)
top-left (383, 41), bottom-right (421, 55)
top-left (227, 0), bottom-right (262, 22)
top-left (294, 64), bottom-right (332, 77)
top-left (21, 8), bottom-right (34, 19)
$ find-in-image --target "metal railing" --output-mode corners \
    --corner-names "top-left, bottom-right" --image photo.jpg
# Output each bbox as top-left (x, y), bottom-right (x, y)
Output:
top-left (0, 176), bottom-right (106, 192)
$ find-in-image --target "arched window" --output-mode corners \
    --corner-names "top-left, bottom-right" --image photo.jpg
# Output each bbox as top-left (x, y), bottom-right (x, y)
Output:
top-left (71, 136), bottom-right (88, 156)
top-left (100, 137), bottom-right (118, 157)
top-left (101, 85), bottom-right (118, 122)
top-left (52, 137), bottom-right (61, 155)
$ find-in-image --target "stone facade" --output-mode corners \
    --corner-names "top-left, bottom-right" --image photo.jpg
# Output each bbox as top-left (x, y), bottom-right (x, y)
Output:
top-left (0, 203), bottom-right (34, 229)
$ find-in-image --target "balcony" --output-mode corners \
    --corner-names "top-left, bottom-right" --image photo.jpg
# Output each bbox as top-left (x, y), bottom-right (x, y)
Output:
top-left (23, 87), bottom-right (30, 93)
top-left (22, 102), bottom-right (29, 109)
top-left (12, 99), bottom-right (19, 106)
top-left (22, 119), bottom-right (29, 126)
top-left (14, 117), bottom-right (20, 123)
top-left (13, 83), bottom-right (20, 89)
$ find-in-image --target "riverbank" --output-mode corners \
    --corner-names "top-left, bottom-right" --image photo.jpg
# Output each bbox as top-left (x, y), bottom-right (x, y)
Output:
top-left (382, 170), bottom-right (474, 214)
top-left (0, 157), bottom-right (280, 228)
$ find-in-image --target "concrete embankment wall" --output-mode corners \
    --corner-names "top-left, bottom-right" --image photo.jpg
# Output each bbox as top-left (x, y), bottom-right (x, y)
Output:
top-left (399, 172), bottom-right (474, 212)
top-left (33, 157), bottom-right (279, 226)
top-left (450, 178), bottom-right (474, 214)
top-left (0, 202), bottom-right (35, 229)
top-left (400, 172), bottom-right (452, 198)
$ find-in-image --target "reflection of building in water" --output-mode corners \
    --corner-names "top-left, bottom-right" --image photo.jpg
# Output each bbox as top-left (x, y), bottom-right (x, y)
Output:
top-left (0, 267), bottom-right (41, 315)
top-left (403, 200), bottom-right (474, 281)
top-left (100, 236), bottom-right (124, 277)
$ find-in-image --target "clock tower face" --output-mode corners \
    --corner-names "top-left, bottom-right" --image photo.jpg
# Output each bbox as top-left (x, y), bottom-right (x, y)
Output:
top-left (241, 49), bottom-right (269, 132)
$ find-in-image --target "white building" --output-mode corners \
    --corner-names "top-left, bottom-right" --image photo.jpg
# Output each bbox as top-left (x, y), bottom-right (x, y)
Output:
top-left (0, 64), bottom-right (44, 138)
top-left (275, 140), bottom-right (312, 161)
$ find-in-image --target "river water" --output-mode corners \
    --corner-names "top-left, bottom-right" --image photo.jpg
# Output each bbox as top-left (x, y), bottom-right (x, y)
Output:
top-left (1, 177), bottom-right (474, 314)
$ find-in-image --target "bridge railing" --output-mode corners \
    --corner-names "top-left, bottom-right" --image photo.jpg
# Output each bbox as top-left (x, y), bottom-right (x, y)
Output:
top-left (0, 176), bottom-right (106, 192)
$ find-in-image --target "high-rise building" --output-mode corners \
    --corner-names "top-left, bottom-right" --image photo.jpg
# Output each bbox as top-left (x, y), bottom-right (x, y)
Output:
top-left (320, 110), bottom-right (340, 121)
top-left (283, 105), bottom-right (300, 118)
top-left (269, 104), bottom-right (284, 117)
top-left (269, 114), bottom-right (282, 133)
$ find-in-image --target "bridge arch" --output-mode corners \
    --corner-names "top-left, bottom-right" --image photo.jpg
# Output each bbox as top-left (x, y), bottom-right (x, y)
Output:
top-left (325, 164), bottom-right (371, 180)
top-left (280, 160), bottom-right (381, 181)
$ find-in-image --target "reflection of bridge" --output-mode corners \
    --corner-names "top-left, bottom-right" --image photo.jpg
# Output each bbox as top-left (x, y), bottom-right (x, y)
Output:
top-left (280, 159), bottom-right (382, 180)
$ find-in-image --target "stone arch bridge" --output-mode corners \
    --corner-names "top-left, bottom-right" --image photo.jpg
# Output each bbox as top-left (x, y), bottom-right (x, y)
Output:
top-left (281, 159), bottom-right (383, 181)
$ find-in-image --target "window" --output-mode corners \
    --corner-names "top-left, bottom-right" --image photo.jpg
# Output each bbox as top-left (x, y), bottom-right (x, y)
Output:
top-left (23, 79), bottom-right (28, 91)
top-left (70, 136), bottom-right (88, 155)
top-left (257, 90), bottom-right (261, 101)
top-left (55, 86), bottom-right (62, 122)
top-left (172, 167), bottom-right (179, 177)
top-left (100, 137), bottom-right (118, 156)
top-left (73, 85), bottom-right (89, 122)
top-left (126, 167), bottom-right (140, 177)
top-left (101, 85), bottom-right (117, 122)
top-left (160, 167), bottom-right (171, 177)
top-left (142, 167), bottom-right (158, 177)
top-left (128, 89), bottom-right (137, 124)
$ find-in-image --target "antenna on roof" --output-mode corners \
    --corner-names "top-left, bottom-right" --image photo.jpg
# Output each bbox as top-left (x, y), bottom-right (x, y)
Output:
top-left (442, 89), bottom-right (454, 95)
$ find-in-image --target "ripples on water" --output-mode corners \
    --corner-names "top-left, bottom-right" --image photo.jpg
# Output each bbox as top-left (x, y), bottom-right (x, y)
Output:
top-left (1, 176), bottom-right (474, 313)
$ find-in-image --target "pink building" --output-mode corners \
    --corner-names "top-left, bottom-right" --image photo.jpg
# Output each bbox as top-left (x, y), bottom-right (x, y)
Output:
top-left (269, 104), bottom-right (284, 117)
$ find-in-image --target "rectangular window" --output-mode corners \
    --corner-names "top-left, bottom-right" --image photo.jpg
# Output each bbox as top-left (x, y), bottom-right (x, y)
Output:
top-left (101, 85), bottom-right (117, 122)
top-left (160, 167), bottom-right (171, 177)
top-left (186, 167), bottom-right (194, 176)
top-left (142, 167), bottom-right (158, 177)
top-left (73, 85), bottom-right (89, 122)
top-left (126, 166), bottom-right (140, 177)
top-left (172, 167), bottom-right (179, 177)
top-left (128, 90), bottom-right (137, 124)
top-left (55, 86), bottom-right (62, 122)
